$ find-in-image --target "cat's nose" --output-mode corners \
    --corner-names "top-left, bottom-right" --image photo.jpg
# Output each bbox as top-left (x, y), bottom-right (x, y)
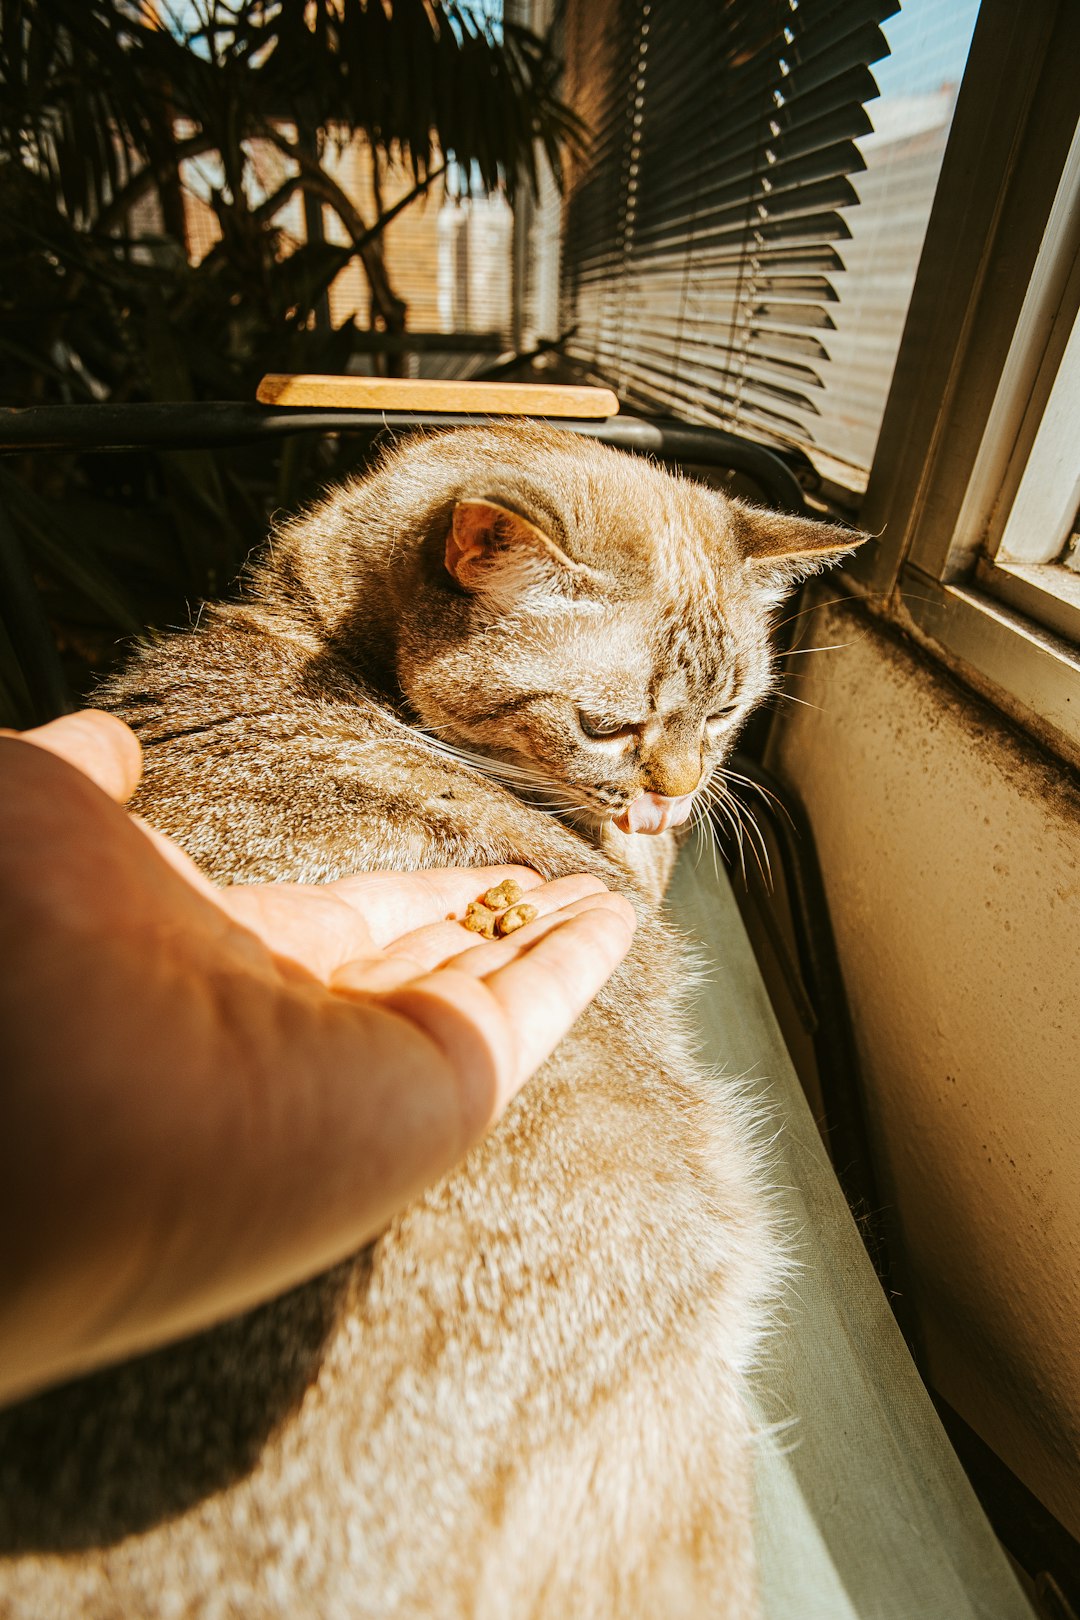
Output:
top-left (614, 791), bottom-right (696, 835)
top-left (647, 755), bottom-right (702, 798)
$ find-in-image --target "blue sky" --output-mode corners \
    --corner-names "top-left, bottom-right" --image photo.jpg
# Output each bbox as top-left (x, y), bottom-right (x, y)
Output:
top-left (873, 0), bottom-right (982, 98)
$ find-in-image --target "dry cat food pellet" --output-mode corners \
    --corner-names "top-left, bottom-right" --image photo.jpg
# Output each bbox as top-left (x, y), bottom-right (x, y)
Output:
top-left (457, 885), bottom-right (537, 938)
top-left (482, 879), bottom-right (524, 909)
top-left (462, 901), bottom-right (500, 938)
top-left (495, 902), bottom-right (537, 936)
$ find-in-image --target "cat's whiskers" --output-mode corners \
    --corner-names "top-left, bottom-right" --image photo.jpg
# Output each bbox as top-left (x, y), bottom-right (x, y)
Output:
top-left (702, 775), bottom-right (773, 890)
top-left (408, 726), bottom-right (551, 792)
top-left (727, 787), bottom-right (773, 889)
top-left (699, 779), bottom-right (749, 885)
top-left (772, 691), bottom-right (824, 713)
top-left (399, 720), bottom-right (589, 819)
top-left (776, 641), bottom-right (852, 659)
top-left (732, 796), bottom-right (773, 890)
top-left (758, 689), bottom-right (825, 718)
top-left (688, 797), bottom-right (724, 888)
top-left (413, 724), bottom-right (546, 784)
top-left (417, 726), bottom-right (639, 826)
top-left (719, 765), bottom-right (794, 834)
top-left (772, 592), bottom-right (852, 634)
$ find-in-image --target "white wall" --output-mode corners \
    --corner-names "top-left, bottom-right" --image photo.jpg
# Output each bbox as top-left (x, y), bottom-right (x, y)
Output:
top-left (765, 593), bottom-right (1080, 1537)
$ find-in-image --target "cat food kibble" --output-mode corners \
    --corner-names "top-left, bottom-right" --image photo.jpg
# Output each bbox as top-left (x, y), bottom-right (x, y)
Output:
top-left (495, 902), bottom-right (537, 936)
top-left (457, 885), bottom-right (537, 938)
top-left (462, 901), bottom-right (500, 939)
top-left (482, 879), bottom-right (524, 909)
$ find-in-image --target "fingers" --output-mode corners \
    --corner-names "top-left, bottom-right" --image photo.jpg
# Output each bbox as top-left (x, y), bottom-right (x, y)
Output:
top-left (226, 867), bottom-right (607, 984)
top-left (377, 873), bottom-right (612, 971)
top-left (375, 894), bottom-right (637, 1123)
top-left (11, 710), bottom-right (143, 804)
top-left (477, 896), bottom-right (637, 1096)
top-left (319, 865), bottom-right (546, 948)
top-left (439, 890), bottom-right (633, 978)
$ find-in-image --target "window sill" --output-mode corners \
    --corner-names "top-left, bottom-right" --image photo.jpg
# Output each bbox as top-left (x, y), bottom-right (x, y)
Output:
top-left (975, 557), bottom-right (1080, 648)
top-left (833, 554), bottom-right (1080, 772)
top-left (897, 564), bottom-right (1080, 767)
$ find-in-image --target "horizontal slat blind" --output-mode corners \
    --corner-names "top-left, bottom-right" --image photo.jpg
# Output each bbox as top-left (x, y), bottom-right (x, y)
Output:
top-left (558, 0), bottom-right (637, 371)
top-left (559, 0), bottom-right (899, 451)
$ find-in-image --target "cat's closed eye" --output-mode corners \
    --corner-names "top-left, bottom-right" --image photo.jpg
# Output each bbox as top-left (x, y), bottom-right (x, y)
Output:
top-left (577, 711), bottom-right (639, 742)
top-left (705, 703), bottom-right (740, 731)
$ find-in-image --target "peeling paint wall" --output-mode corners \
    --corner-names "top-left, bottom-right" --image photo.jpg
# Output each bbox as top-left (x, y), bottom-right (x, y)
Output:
top-left (764, 594), bottom-right (1080, 1536)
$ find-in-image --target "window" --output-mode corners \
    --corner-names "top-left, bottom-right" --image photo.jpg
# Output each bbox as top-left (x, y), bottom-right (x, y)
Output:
top-left (551, 0), bottom-right (983, 494)
top-left (975, 297), bottom-right (1080, 649)
top-left (805, 0), bottom-right (980, 490)
top-left (555, 0), bottom-right (904, 454)
top-left (548, 0), bottom-right (1080, 766)
top-left (849, 0), bottom-right (1080, 765)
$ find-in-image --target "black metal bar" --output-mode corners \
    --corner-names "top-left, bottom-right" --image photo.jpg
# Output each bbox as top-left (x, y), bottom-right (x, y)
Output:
top-left (0, 404), bottom-right (806, 513)
top-left (0, 402), bottom-right (495, 452)
top-left (472, 336), bottom-right (567, 381)
top-left (570, 417), bottom-right (807, 511)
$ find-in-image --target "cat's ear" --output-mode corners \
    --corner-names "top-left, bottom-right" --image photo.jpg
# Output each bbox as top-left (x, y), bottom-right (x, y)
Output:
top-left (732, 502), bottom-right (868, 588)
top-left (445, 500), bottom-right (592, 599)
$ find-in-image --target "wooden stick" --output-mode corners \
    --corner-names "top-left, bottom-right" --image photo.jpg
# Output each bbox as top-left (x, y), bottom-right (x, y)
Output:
top-left (256, 374), bottom-right (619, 419)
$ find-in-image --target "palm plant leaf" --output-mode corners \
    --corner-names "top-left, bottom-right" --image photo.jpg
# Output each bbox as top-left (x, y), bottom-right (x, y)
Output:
top-left (233, 0), bottom-right (585, 197)
top-left (0, 0), bottom-right (587, 705)
top-left (1, 0), bottom-right (169, 219)
top-left (0, 470), bottom-right (144, 634)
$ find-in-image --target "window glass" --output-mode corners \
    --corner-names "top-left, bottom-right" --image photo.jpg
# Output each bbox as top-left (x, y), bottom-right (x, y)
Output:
top-left (811, 0), bottom-right (981, 492)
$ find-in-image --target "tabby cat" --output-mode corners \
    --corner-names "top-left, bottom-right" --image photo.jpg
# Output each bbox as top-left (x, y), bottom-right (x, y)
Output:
top-left (0, 423), bottom-right (863, 1618)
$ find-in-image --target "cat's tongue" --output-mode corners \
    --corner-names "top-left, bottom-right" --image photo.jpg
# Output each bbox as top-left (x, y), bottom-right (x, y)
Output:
top-left (614, 791), bottom-right (696, 835)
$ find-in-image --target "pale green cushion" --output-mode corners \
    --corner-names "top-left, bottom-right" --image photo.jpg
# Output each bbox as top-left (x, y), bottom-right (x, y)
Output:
top-left (669, 856), bottom-right (1036, 1620)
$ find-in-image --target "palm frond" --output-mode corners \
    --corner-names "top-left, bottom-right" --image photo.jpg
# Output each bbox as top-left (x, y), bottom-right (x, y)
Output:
top-left (0, 0), bottom-right (587, 704)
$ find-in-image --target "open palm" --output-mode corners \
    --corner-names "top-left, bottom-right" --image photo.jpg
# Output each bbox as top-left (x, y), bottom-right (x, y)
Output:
top-left (0, 712), bottom-right (635, 1405)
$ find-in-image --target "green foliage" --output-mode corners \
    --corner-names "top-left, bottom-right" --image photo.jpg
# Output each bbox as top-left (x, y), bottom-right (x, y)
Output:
top-left (2, 1), bottom-right (583, 221)
top-left (0, 0), bottom-right (583, 718)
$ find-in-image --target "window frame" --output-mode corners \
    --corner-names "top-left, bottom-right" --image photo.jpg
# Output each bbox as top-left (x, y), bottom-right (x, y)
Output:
top-left (977, 245), bottom-right (1080, 646)
top-left (836, 0), bottom-right (1080, 768)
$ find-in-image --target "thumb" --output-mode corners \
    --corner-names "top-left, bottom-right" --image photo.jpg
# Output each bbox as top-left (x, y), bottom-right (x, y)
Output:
top-left (11, 709), bottom-right (143, 804)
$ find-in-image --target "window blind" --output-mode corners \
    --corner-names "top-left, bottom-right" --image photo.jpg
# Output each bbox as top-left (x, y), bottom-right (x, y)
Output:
top-left (558, 0), bottom-right (899, 453)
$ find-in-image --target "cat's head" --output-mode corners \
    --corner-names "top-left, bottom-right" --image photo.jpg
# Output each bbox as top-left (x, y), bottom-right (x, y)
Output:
top-left (379, 425), bottom-right (865, 836)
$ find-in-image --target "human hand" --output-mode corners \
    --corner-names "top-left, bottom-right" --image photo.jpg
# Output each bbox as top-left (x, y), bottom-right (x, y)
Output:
top-left (0, 711), bottom-right (635, 1405)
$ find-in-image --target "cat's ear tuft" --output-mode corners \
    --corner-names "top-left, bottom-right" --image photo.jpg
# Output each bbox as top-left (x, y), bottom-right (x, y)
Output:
top-left (445, 499), bottom-right (590, 599)
top-left (732, 502), bottom-right (869, 588)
